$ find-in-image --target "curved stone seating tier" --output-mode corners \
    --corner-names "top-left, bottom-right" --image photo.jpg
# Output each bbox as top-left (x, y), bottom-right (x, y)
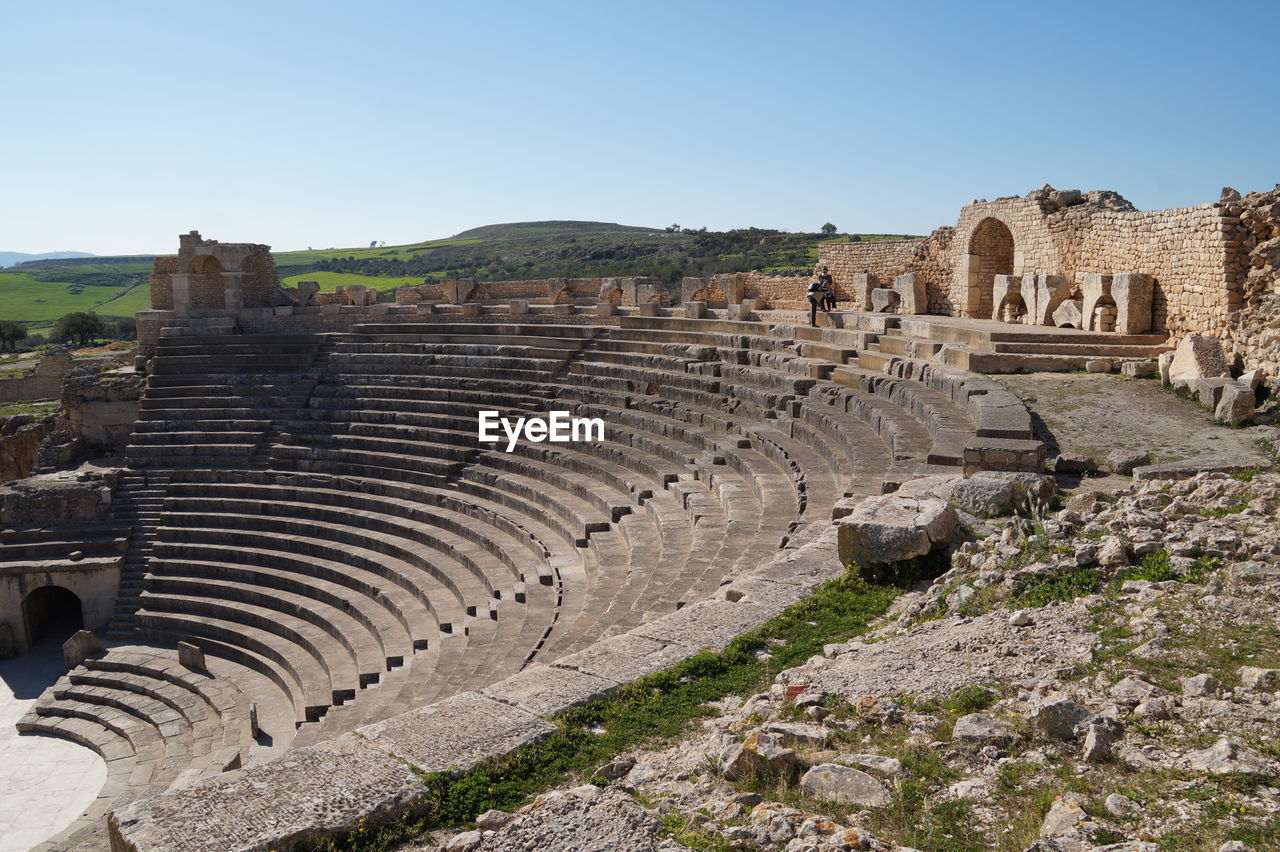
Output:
top-left (15, 645), bottom-right (253, 850)
top-left (35, 316), bottom-right (1032, 848)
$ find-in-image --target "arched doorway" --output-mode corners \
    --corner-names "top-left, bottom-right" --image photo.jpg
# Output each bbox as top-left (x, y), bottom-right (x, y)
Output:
top-left (22, 586), bottom-right (83, 645)
top-left (966, 217), bottom-right (1015, 319)
top-left (187, 254), bottom-right (226, 310)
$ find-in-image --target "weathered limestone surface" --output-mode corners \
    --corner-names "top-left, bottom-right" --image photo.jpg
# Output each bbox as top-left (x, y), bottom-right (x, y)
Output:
top-left (836, 495), bottom-right (958, 565)
top-left (358, 692), bottom-right (556, 774)
top-left (110, 735), bottom-right (429, 852)
top-left (1168, 332), bottom-right (1230, 381)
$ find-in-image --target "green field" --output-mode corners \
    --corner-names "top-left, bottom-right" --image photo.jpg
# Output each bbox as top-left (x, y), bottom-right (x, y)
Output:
top-left (0, 271), bottom-right (149, 329)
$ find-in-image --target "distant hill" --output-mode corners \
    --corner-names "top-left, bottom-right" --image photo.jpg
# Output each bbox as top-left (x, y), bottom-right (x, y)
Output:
top-left (452, 221), bottom-right (663, 240)
top-left (0, 250), bottom-right (95, 268)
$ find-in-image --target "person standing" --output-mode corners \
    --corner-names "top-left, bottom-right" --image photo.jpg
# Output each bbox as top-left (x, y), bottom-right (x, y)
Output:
top-left (818, 266), bottom-right (836, 311)
top-left (806, 278), bottom-right (824, 327)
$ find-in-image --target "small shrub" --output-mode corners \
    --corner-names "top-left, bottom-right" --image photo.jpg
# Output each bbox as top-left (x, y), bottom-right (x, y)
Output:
top-left (1012, 569), bottom-right (1101, 608)
top-left (946, 685), bottom-right (997, 715)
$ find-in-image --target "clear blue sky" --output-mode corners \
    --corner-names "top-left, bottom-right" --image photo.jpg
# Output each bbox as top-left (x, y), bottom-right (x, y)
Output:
top-left (2, 0), bottom-right (1276, 255)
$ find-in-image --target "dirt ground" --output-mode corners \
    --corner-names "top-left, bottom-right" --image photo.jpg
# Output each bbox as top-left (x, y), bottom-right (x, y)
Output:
top-left (994, 372), bottom-right (1274, 473)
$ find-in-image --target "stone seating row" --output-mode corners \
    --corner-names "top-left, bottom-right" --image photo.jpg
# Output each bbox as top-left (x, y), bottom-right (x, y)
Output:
top-left (16, 645), bottom-right (252, 851)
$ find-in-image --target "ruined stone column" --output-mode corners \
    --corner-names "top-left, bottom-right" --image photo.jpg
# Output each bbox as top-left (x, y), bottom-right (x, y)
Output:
top-left (221, 271), bottom-right (245, 313)
top-left (170, 274), bottom-right (193, 315)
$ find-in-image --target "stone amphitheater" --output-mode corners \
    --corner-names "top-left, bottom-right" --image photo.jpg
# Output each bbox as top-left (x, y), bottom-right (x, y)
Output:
top-left (0, 183), bottom-right (1276, 852)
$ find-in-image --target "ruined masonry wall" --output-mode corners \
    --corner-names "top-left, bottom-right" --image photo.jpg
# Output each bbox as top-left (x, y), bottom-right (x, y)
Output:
top-left (148, 257), bottom-right (177, 311)
top-left (816, 239), bottom-right (925, 305)
top-left (1049, 204), bottom-right (1233, 338)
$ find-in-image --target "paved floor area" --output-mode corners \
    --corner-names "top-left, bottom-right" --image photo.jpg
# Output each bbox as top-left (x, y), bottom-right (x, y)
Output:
top-left (0, 641), bottom-right (106, 852)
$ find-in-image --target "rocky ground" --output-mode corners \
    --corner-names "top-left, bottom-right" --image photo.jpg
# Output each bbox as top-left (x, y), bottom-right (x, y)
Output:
top-left (419, 456), bottom-right (1280, 852)
top-left (994, 373), bottom-right (1273, 471)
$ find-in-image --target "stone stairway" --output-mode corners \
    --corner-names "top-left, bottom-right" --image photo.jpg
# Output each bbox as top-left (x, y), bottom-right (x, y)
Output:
top-left (106, 472), bottom-right (169, 639)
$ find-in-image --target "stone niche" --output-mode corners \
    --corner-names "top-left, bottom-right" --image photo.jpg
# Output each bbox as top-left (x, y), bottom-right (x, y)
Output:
top-left (992, 275), bottom-right (1026, 323)
top-left (1082, 273), bottom-right (1154, 334)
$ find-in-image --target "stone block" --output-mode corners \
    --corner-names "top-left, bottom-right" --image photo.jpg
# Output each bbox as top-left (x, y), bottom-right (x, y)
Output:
top-left (1158, 351), bottom-right (1174, 385)
top-left (1080, 273), bottom-right (1112, 332)
top-left (109, 734), bottom-right (430, 852)
top-left (1191, 377), bottom-right (1232, 408)
top-left (458, 303), bottom-right (481, 316)
top-left (1215, 384), bottom-right (1255, 426)
top-left (962, 437), bottom-right (1046, 475)
top-left (62, 630), bottom-right (104, 669)
top-left (637, 301), bottom-right (660, 317)
top-left (1169, 333), bottom-right (1230, 381)
top-left (991, 274), bottom-right (1024, 323)
top-left (596, 302), bottom-right (617, 318)
top-left (1051, 299), bottom-right (1082, 329)
top-left (892, 273), bottom-right (926, 315)
top-left (508, 299), bottom-right (528, 315)
top-left (683, 301), bottom-right (706, 319)
top-left (1239, 369), bottom-right (1263, 392)
top-left (1025, 274), bottom-right (1071, 327)
top-left (836, 494), bottom-right (958, 566)
top-left (800, 764), bottom-right (890, 807)
top-left (851, 272), bottom-right (875, 311)
top-left (357, 692), bottom-right (555, 775)
top-left (1121, 360), bottom-right (1157, 378)
top-left (482, 666), bottom-right (619, 716)
top-left (870, 288), bottom-right (899, 313)
top-left (1085, 359), bottom-right (1114, 373)
top-left (177, 641), bottom-right (206, 672)
top-left (1111, 273), bottom-right (1154, 334)
top-left (632, 598), bottom-right (778, 653)
top-left (554, 633), bottom-right (691, 683)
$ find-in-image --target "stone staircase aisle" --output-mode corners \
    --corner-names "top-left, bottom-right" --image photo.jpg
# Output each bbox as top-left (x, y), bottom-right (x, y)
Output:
top-left (106, 472), bottom-right (169, 640)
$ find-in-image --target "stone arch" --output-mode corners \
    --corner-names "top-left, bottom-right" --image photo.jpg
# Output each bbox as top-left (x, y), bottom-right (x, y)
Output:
top-left (239, 252), bottom-right (280, 308)
top-left (22, 585), bottom-right (83, 645)
top-left (964, 217), bottom-right (1015, 319)
top-left (187, 254), bottom-right (226, 310)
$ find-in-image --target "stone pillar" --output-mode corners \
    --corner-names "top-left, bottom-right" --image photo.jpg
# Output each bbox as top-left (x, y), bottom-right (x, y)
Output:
top-left (170, 274), bottom-right (193, 315)
top-left (991, 275), bottom-right (1022, 322)
top-left (851, 272), bottom-right (875, 311)
top-left (892, 273), bottom-right (926, 315)
top-left (1081, 274), bottom-right (1112, 332)
top-left (1111, 273), bottom-right (1154, 334)
top-left (1025, 274), bottom-right (1071, 327)
top-left (723, 274), bottom-right (745, 305)
top-left (222, 271), bottom-right (245, 313)
top-left (959, 255), bottom-right (984, 316)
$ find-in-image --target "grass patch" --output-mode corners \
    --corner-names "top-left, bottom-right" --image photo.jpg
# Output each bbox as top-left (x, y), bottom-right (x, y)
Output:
top-left (1011, 568), bottom-right (1101, 608)
top-left (309, 568), bottom-right (910, 851)
top-left (1117, 550), bottom-right (1220, 586)
top-left (0, 399), bottom-right (59, 418)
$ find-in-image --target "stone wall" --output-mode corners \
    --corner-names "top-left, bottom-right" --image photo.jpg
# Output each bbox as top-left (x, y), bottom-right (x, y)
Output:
top-left (815, 238), bottom-right (926, 307)
top-left (62, 369), bottom-right (143, 450)
top-left (816, 186), bottom-right (1260, 350)
top-left (1226, 185), bottom-right (1280, 378)
top-left (148, 256), bottom-right (178, 311)
top-left (396, 276), bottom-right (666, 307)
top-left (0, 413), bottom-right (62, 483)
top-left (682, 276), bottom-right (728, 306)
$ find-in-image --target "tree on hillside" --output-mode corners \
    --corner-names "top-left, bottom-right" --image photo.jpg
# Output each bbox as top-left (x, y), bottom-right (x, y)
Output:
top-left (113, 317), bottom-right (137, 340)
top-left (52, 311), bottom-right (105, 346)
top-left (0, 320), bottom-right (27, 352)
top-left (821, 223), bottom-right (837, 235)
